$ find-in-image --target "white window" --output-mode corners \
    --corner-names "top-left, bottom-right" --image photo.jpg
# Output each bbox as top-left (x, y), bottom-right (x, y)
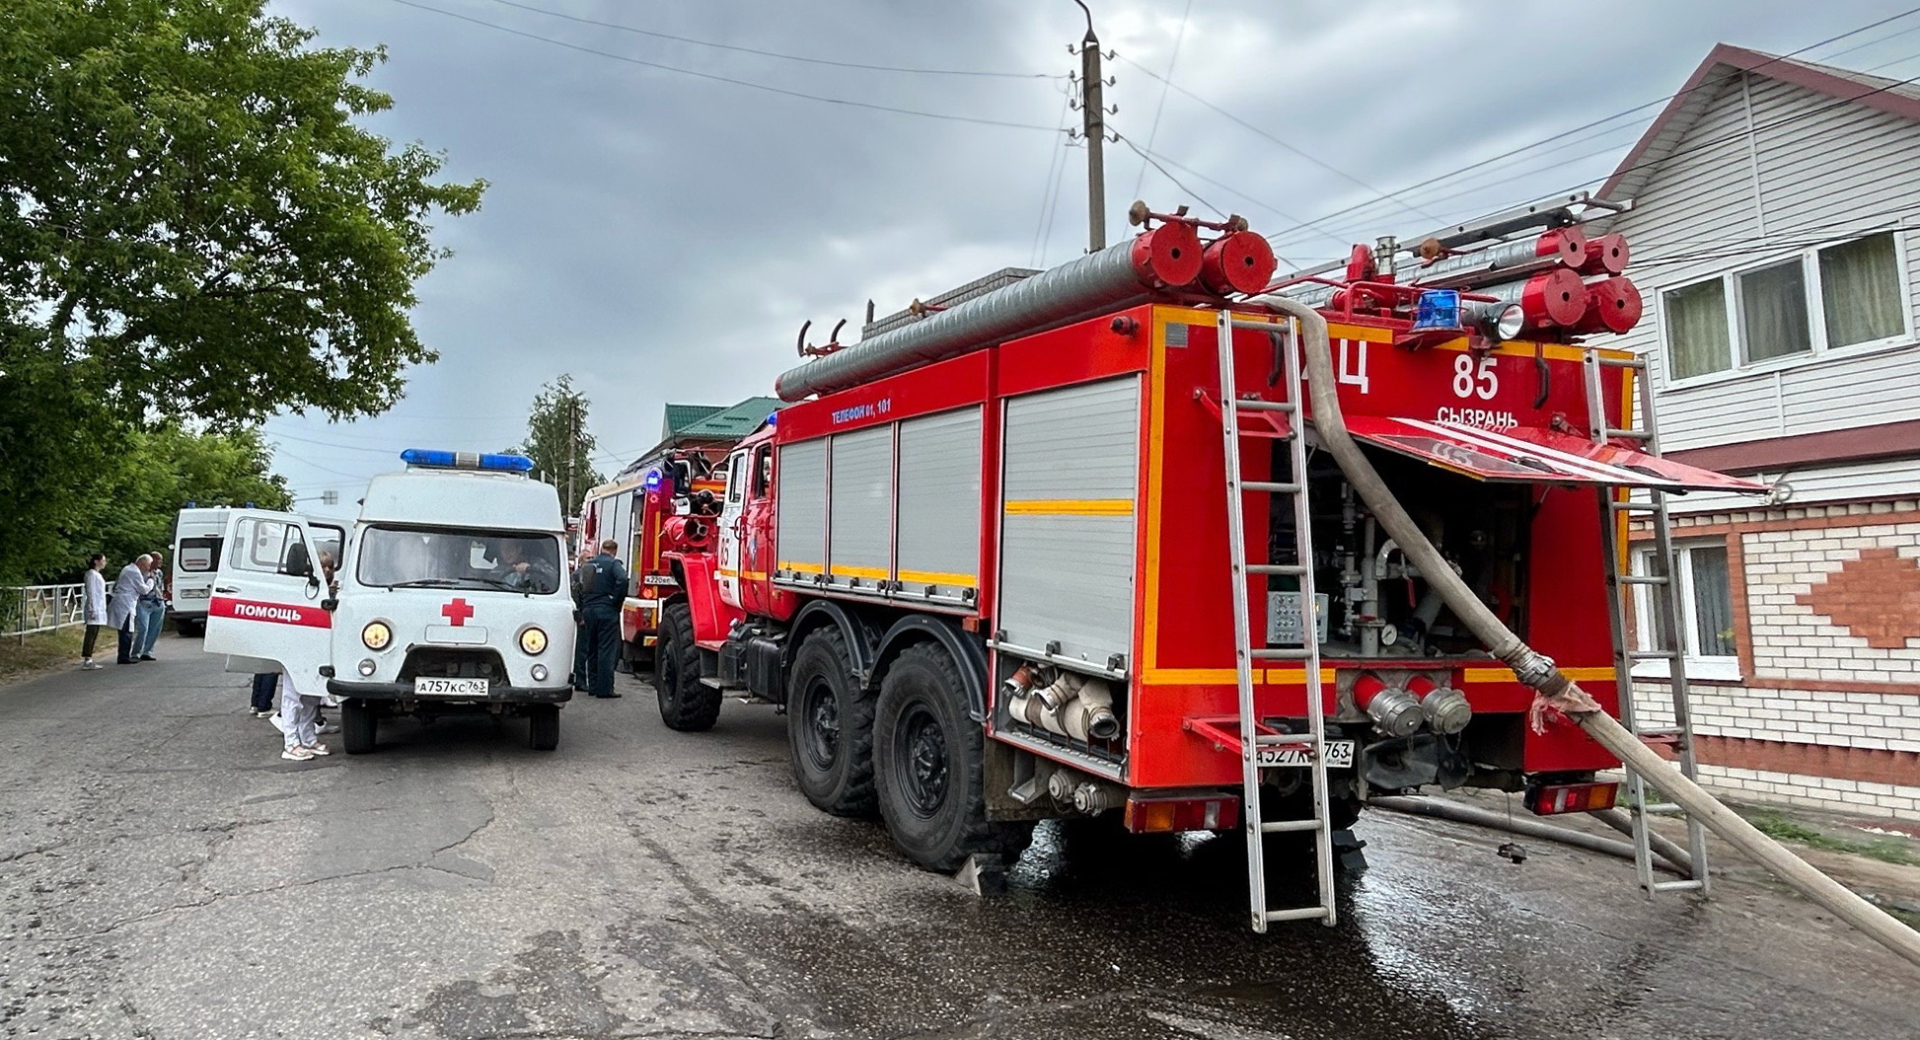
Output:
top-left (1631, 541), bottom-right (1740, 682)
top-left (1661, 231), bottom-right (1910, 383)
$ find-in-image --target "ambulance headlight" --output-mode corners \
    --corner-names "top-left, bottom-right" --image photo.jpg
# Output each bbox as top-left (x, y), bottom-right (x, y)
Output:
top-left (361, 621), bottom-right (392, 651)
top-left (519, 626), bottom-right (548, 655)
top-left (357, 658), bottom-right (377, 677)
top-left (530, 664), bottom-right (549, 683)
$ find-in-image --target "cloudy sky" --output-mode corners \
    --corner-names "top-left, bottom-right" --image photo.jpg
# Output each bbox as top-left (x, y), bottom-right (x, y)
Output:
top-left (262, 0), bottom-right (1920, 519)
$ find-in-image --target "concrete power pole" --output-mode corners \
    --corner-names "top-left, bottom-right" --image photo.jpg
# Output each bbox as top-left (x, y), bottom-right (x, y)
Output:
top-left (1073, 1), bottom-right (1108, 252)
top-left (566, 396), bottom-right (578, 516)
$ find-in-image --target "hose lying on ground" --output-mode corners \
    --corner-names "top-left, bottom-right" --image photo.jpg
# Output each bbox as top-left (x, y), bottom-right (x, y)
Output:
top-left (1258, 294), bottom-right (1920, 972)
top-left (1371, 795), bottom-right (1691, 875)
top-left (1589, 806), bottom-right (1697, 877)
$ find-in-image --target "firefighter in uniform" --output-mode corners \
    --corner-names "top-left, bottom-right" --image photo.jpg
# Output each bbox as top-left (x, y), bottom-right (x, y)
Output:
top-left (578, 539), bottom-right (628, 698)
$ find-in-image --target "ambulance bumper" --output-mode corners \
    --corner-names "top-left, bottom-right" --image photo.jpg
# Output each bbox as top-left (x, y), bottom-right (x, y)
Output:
top-left (325, 680), bottom-right (575, 704)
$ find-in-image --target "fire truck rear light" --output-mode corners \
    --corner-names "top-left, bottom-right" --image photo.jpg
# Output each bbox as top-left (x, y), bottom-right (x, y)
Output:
top-left (1124, 795), bottom-right (1240, 833)
top-left (1524, 781), bottom-right (1619, 816)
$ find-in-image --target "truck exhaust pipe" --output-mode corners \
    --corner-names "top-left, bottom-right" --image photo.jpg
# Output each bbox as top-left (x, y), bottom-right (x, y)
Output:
top-left (1257, 293), bottom-right (1920, 970)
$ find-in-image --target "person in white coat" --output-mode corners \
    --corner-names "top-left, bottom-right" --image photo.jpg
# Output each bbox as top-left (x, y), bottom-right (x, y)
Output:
top-left (107, 554), bottom-right (152, 665)
top-left (273, 667), bottom-right (329, 762)
top-left (80, 554), bottom-right (108, 669)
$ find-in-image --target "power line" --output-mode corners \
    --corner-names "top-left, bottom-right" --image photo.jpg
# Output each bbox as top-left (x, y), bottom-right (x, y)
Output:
top-left (1255, 6), bottom-right (1920, 249)
top-left (479, 0), bottom-right (1057, 79)
top-left (1112, 129), bottom-right (1226, 221)
top-left (383, 0), bottom-right (1061, 132)
top-left (1031, 89), bottom-right (1075, 268)
top-left (1130, 0), bottom-right (1195, 201)
top-left (1119, 138), bottom-right (1309, 268)
top-left (1110, 50), bottom-right (1443, 226)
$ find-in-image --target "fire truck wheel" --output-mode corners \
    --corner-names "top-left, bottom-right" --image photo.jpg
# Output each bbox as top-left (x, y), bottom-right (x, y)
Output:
top-left (527, 705), bottom-right (560, 751)
top-left (341, 699), bottom-right (377, 755)
top-left (656, 602), bottom-right (720, 731)
top-left (874, 643), bottom-right (1031, 873)
top-left (786, 627), bottom-right (876, 817)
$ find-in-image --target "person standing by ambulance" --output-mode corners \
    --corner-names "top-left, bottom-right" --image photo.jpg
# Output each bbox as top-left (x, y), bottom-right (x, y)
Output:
top-left (579, 539), bottom-right (628, 699)
top-left (134, 549), bottom-right (167, 660)
top-left (108, 554), bottom-right (152, 665)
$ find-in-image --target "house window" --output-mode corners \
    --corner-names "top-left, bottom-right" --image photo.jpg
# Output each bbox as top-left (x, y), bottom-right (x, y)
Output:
top-left (1632, 541), bottom-right (1740, 682)
top-left (1661, 231), bottom-right (1910, 381)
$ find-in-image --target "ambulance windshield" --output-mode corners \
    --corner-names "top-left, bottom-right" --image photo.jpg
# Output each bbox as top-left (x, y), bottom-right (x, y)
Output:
top-left (356, 527), bottom-right (562, 595)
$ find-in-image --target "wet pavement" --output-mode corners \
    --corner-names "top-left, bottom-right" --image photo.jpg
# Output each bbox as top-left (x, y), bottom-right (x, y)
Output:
top-left (1, 635), bottom-right (1914, 1039)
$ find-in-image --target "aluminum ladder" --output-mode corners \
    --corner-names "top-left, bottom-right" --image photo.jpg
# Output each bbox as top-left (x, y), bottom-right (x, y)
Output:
top-left (1213, 309), bottom-right (1337, 931)
top-left (1584, 349), bottom-right (1710, 897)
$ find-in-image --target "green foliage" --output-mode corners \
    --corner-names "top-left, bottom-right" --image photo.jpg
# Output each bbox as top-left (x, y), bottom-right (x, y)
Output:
top-left (0, 0), bottom-right (479, 581)
top-left (0, 418), bottom-right (291, 583)
top-left (508, 374), bottom-right (605, 505)
top-left (0, 0), bottom-right (485, 422)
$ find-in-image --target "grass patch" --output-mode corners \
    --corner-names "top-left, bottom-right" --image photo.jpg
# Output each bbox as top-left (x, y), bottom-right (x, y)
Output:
top-left (0, 626), bottom-right (87, 685)
top-left (1747, 808), bottom-right (1920, 867)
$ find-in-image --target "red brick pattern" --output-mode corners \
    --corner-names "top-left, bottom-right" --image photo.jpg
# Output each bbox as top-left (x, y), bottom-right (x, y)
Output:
top-left (1792, 547), bottom-right (1920, 649)
top-left (1686, 735), bottom-right (1920, 788)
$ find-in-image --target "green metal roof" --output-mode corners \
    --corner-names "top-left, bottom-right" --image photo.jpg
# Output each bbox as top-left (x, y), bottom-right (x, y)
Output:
top-left (672, 396), bottom-right (784, 440)
top-left (662, 403), bottom-right (725, 439)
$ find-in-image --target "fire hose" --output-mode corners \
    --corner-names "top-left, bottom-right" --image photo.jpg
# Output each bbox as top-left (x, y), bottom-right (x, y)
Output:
top-left (1258, 293), bottom-right (1920, 971)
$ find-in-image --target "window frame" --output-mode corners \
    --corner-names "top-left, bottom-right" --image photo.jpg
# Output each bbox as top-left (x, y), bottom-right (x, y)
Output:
top-left (1658, 230), bottom-right (1913, 388)
top-left (1630, 540), bottom-right (1742, 683)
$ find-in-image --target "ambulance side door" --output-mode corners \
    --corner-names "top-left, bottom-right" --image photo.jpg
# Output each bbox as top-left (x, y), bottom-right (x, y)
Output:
top-left (204, 510), bottom-right (333, 693)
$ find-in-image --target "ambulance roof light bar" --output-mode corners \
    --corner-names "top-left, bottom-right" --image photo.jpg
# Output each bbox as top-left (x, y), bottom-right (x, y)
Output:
top-left (399, 449), bottom-right (535, 473)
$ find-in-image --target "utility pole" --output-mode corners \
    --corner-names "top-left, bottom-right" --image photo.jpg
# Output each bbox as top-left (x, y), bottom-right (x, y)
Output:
top-left (566, 395), bottom-right (578, 516)
top-left (1071, 0), bottom-right (1109, 252)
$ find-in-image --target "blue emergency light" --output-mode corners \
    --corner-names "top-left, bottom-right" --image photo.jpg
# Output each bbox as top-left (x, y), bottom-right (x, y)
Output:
top-left (399, 449), bottom-right (535, 473)
top-left (1410, 289), bottom-right (1463, 332)
top-left (644, 468), bottom-right (663, 490)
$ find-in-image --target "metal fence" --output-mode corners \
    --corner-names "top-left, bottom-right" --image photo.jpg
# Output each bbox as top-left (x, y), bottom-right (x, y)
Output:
top-left (2, 584), bottom-right (86, 644)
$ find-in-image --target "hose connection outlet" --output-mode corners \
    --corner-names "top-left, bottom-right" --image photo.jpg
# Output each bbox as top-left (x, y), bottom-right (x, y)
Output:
top-left (1356, 673), bottom-right (1424, 738)
top-left (1408, 676), bottom-right (1472, 735)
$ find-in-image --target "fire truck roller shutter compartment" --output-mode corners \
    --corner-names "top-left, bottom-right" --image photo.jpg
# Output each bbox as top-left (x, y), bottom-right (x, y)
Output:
top-left (827, 426), bottom-right (895, 591)
top-left (997, 376), bottom-right (1140, 668)
top-left (775, 439), bottom-right (827, 581)
top-left (895, 407), bottom-right (983, 604)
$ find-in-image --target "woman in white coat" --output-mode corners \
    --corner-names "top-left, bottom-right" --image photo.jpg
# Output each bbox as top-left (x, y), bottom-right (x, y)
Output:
top-left (80, 554), bottom-right (108, 669)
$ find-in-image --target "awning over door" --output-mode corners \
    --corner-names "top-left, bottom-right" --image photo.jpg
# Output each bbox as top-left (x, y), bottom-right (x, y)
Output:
top-left (1340, 417), bottom-right (1768, 492)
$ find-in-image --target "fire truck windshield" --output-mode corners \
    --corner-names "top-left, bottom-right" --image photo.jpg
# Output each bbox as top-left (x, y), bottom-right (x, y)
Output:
top-left (356, 527), bottom-right (562, 595)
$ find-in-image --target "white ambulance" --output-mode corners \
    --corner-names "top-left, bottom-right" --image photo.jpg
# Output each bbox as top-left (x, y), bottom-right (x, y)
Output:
top-left (204, 450), bottom-right (577, 752)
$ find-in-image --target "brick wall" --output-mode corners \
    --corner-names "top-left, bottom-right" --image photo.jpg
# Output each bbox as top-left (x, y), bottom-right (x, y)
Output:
top-left (1630, 498), bottom-right (1920, 820)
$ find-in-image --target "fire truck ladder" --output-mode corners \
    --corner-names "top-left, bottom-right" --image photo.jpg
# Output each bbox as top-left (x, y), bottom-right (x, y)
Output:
top-left (1584, 349), bottom-right (1710, 898)
top-left (1211, 309), bottom-right (1337, 931)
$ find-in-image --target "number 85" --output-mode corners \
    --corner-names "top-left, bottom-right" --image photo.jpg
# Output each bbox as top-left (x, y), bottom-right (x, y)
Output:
top-left (1452, 354), bottom-right (1498, 400)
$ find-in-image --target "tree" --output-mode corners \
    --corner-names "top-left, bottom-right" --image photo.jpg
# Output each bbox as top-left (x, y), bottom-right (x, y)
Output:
top-left (0, 0), bottom-right (486, 423)
top-left (509, 375), bottom-right (604, 508)
top-left (0, 0), bottom-right (481, 581)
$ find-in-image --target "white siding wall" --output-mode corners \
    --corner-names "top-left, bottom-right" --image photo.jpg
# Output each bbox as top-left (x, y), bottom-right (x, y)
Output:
top-left (1610, 70), bottom-right (1920, 483)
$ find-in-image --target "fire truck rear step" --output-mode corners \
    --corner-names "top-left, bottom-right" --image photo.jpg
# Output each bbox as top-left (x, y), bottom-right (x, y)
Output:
top-left (1585, 347), bottom-right (1712, 900)
top-left (1214, 309), bottom-right (1338, 932)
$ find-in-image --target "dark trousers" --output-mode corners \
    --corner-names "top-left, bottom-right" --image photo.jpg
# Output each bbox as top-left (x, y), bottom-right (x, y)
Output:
top-left (583, 609), bottom-right (620, 696)
top-left (250, 673), bottom-right (279, 713)
top-left (573, 618), bottom-right (588, 690)
top-left (116, 625), bottom-right (135, 664)
top-left (83, 624), bottom-right (102, 657)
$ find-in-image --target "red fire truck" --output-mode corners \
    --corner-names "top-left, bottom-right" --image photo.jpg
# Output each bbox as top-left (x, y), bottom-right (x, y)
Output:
top-left (579, 450), bottom-right (728, 666)
top-left (653, 200), bottom-right (1762, 929)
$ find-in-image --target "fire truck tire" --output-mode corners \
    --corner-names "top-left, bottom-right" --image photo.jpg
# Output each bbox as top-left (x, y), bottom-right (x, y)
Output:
top-left (786, 627), bottom-right (876, 817)
top-left (656, 602), bottom-right (721, 731)
top-left (874, 643), bottom-right (1031, 872)
top-left (527, 705), bottom-right (560, 751)
top-left (341, 699), bottom-right (377, 754)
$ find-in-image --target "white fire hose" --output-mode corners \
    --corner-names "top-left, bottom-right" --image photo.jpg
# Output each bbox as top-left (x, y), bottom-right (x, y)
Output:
top-left (1258, 294), bottom-right (1920, 971)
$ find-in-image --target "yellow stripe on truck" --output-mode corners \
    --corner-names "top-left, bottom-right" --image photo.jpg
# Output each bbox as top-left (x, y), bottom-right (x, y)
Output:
top-left (828, 564), bottom-right (889, 580)
top-left (779, 560), bottom-right (825, 575)
top-left (897, 569), bottom-right (976, 587)
top-left (1003, 499), bottom-right (1134, 517)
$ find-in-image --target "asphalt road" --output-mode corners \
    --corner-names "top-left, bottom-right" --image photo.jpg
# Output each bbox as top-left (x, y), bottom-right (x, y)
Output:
top-left (2, 634), bottom-right (1915, 1040)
